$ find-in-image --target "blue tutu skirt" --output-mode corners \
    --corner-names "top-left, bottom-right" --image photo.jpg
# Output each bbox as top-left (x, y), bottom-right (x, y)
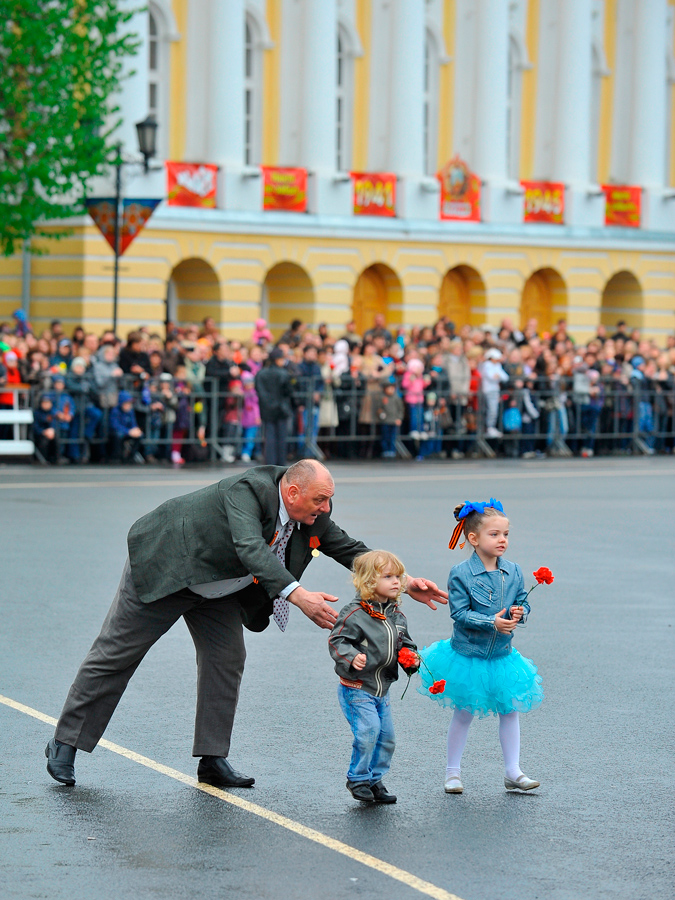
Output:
top-left (417, 640), bottom-right (544, 718)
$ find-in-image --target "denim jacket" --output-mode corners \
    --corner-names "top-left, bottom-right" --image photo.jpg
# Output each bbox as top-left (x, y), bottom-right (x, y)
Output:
top-left (449, 552), bottom-right (529, 659)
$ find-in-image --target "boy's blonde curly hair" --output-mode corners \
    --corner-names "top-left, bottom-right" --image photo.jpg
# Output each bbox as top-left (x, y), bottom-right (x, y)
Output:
top-left (352, 550), bottom-right (407, 603)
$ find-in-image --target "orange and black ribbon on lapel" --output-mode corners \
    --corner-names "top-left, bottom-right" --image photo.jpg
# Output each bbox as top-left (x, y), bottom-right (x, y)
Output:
top-left (253, 529), bottom-right (282, 583)
top-left (359, 601), bottom-right (387, 620)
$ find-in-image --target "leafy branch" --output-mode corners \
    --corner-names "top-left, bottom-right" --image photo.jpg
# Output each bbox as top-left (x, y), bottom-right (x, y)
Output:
top-left (0, 0), bottom-right (140, 255)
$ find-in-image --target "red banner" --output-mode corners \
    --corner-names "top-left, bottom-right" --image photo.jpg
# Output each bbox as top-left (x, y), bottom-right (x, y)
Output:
top-left (262, 167), bottom-right (307, 212)
top-left (602, 185), bottom-right (641, 227)
top-left (522, 180), bottom-right (565, 224)
top-left (351, 172), bottom-right (396, 217)
top-left (86, 198), bottom-right (162, 256)
top-left (438, 155), bottom-right (481, 222)
top-left (166, 162), bottom-right (218, 207)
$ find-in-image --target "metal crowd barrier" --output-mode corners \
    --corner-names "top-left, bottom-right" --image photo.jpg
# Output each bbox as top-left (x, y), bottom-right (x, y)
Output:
top-left (24, 376), bottom-right (675, 464)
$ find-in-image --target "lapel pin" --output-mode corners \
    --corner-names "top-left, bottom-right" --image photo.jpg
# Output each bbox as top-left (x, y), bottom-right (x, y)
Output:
top-left (309, 536), bottom-right (321, 557)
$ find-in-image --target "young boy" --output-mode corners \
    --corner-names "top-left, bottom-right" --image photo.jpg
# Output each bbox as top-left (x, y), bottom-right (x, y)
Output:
top-left (328, 550), bottom-right (418, 804)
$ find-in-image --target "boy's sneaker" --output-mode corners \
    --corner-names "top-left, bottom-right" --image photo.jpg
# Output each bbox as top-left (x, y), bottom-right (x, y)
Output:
top-left (240, 453), bottom-right (251, 462)
top-left (370, 781), bottom-right (397, 803)
top-left (451, 449), bottom-right (465, 459)
top-left (346, 781), bottom-right (374, 802)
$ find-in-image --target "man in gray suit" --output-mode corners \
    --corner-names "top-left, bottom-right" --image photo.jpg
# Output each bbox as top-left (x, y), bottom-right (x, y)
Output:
top-left (46, 459), bottom-right (447, 787)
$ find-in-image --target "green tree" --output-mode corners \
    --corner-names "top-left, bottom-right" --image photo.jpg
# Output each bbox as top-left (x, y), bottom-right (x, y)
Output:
top-left (0, 0), bottom-right (139, 256)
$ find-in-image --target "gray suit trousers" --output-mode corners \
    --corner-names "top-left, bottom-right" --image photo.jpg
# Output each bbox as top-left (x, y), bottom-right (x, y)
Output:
top-left (55, 559), bottom-right (247, 757)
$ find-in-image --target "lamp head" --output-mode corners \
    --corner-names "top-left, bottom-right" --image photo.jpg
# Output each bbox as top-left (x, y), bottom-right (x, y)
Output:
top-left (135, 115), bottom-right (158, 171)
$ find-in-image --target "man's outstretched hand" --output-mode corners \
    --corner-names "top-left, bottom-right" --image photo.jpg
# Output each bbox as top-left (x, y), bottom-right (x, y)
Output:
top-left (288, 586), bottom-right (339, 629)
top-left (405, 577), bottom-right (448, 610)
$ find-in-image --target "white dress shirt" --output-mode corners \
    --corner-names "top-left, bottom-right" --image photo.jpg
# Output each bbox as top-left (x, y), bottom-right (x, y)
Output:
top-left (189, 486), bottom-right (301, 600)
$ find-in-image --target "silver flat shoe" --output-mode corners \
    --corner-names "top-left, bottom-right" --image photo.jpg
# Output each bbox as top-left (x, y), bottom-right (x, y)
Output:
top-left (504, 774), bottom-right (540, 791)
top-left (444, 775), bottom-right (464, 793)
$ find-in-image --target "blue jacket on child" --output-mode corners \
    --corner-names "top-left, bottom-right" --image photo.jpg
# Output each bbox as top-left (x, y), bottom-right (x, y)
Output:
top-left (449, 551), bottom-right (530, 659)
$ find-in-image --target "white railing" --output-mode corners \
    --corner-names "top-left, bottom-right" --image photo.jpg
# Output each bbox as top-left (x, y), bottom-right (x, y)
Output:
top-left (0, 384), bottom-right (34, 455)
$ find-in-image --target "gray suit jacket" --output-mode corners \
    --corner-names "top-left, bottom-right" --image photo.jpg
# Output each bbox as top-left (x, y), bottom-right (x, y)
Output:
top-left (127, 466), bottom-right (369, 626)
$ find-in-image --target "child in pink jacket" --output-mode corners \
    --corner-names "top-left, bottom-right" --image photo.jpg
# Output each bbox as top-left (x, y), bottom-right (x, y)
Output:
top-left (401, 358), bottom-right (428, 438)
top-left (240, 371), bottom-right (261, 461)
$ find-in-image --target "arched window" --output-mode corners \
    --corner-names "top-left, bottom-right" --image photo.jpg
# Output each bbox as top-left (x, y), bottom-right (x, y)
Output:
top-left (148, 12), bottom-right (159, 118)
top-left (506, 36), bottom-right (522, 181)
top-left (336, 27), bottom-right (354, 171)
top-left (147, 5), bottom-right (169, 158)
top-left (244, 16), bottom-right (263, 166)
top-left (423, 30), bottom-right (439, 176)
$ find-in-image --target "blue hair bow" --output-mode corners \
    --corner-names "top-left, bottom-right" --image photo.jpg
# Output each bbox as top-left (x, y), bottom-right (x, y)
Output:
top-left (457, 498), bottom-right (504, 520)
top-left (450, 499), bottom-right (504, 549)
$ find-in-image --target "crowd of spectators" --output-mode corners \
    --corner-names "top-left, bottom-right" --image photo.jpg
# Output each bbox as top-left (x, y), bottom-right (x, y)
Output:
top-left (1, 306), bottom-right (674, 465)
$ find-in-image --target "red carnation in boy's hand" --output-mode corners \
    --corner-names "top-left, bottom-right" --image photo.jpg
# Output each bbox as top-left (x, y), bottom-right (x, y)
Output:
top-left (533, 567), bottom-right (554, 585)
top-left (429, 680), bottom-right (446, 694)
top-left (398, 647), bottom-right (420, 668)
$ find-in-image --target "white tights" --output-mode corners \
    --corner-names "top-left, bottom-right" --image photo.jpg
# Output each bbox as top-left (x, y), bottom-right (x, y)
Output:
top-left (446, 708), bottom-right (523, 781)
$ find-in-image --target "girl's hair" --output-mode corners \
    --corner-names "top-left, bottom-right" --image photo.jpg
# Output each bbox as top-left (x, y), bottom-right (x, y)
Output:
top-left (352, 550), bottom-right (407, 602)
top-left (453, 502), bottom-right (507, 544)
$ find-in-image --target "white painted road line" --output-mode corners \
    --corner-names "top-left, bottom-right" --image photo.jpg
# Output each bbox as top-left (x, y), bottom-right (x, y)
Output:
top-left (0, 692), bottom-right (464, 900)
top-left (0, 465), bottom-right (667, 491)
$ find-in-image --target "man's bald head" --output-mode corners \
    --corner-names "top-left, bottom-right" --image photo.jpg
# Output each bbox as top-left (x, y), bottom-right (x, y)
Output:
top-left (281, 460), bottom-right (335, 525)
top-left (282, 459), bottom-right (334, 492)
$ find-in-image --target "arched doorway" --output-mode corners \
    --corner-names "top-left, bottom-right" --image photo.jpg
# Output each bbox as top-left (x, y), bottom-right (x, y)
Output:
top-left (262, 262), bottom-right (314, 338)
top-left (600, 271), bottom-right (643, 330)
top-left (439, 265), bottom-right (486, 328)
top-left (166, 258), bottom-right (221, 331)
top-left (521, 268), bottom-right (566, 335)
top-left (352, 264), bottom-right (402, 336)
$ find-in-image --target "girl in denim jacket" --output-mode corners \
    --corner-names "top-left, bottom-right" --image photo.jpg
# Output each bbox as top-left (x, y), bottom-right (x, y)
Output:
top-left (418, 500), bottom-right (543, 794)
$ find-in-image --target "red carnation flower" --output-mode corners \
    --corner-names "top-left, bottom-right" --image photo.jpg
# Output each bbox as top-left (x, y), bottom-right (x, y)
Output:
top-left (533, 566), bottom-right (554, 585)
top-left (398, 647), bottom-right (420, 668)
top-left (429, 680), bottom-right (446, 695)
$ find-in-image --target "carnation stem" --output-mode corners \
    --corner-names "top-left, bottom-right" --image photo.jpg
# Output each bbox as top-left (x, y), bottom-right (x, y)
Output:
top-left (400, 653), bottom-right (443, 699)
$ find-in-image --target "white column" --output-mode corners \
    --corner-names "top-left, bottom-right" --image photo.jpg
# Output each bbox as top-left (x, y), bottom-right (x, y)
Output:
top-left (473, 0), bottom-right (509, 182)
top-left (389, 0), bottom-right (425, 175)
top-left (631, 0), bottom-right (668, 186)
top-left (115, 1), bottom-right (149, 157)
top-left (207, 0), bottom-right (245, 166)
top-left (185, 0), bottom-right (209, 161)
top-left (553, 0), bottom-right (593, 185)
top-left (302, 0), bottom-right (337, 172)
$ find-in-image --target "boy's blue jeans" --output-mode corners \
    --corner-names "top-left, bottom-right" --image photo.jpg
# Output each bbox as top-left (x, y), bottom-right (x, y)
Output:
top-left (337, 684), bottom-right (395, 784)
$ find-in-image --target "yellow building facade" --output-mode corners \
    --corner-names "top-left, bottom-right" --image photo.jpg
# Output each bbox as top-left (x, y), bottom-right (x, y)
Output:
top-left (2, 0), bottom-right (675, 343)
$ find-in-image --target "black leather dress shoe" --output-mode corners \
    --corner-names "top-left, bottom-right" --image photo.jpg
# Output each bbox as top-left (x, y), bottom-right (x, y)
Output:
top-left (45, 738), bottom-right (76, 785)
top-left (197, 757), bottom-right (255, 787)
top-left (346, 781), bottom-right (374, 802)
top-left (370, 781), bottom-right (397, 803)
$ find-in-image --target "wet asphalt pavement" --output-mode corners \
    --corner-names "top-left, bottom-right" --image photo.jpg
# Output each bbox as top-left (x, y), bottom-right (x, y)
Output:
top-left (0, 458), bottom-right (673, 900)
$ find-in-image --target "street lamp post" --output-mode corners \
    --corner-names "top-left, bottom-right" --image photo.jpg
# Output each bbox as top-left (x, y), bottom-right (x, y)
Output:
top-left (112, 143), bottom-right (123, 336)
top-left (110, 116), bottom-right (159, 335)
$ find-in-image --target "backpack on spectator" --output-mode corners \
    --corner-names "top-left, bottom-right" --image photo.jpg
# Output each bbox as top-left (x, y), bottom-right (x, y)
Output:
top-left (503, 405), bottom-right (522, 433)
